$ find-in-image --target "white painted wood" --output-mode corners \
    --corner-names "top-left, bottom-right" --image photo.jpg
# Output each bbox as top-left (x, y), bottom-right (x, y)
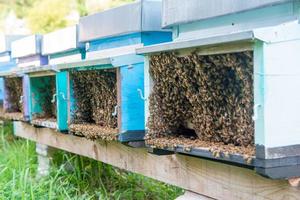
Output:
top-left (262, 40), bottom-right (300, 149)
top-left (42, 26), bottom-right (78, 55)
top-left (48, 53), bottom-right (82, 65)
top-left (11, 35), bottom-right (40, 58)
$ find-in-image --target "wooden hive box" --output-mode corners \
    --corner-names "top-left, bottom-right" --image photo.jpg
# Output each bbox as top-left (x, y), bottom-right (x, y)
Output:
top-left (137, 0), bottom-right (300, 179)
top-left (41, 25), bottom-right (85, 131)
top-left (0, 35), bottom-right (29, 121)
top-left (64, 0), bottom-right (172, 143)
top-left (10, 35), bottom-right (49, 124)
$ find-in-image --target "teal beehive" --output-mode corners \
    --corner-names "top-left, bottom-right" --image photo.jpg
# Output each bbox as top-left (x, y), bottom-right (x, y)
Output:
top-left (39, 25), bottom-right (85, 131)
top-left (137, 0), bottom-right (300, 179)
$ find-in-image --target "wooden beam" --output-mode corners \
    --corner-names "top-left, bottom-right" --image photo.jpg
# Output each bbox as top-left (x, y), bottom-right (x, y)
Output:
top-left (13, 122), bottom-right (300, 200)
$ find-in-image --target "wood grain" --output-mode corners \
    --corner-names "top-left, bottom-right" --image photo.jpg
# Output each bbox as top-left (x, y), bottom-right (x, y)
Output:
top-left (13, 121), bottom-right (300, 200)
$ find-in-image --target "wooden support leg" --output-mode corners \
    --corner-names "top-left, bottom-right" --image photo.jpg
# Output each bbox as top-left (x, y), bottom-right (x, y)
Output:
top-left (175, 191), bottom-right (214, 200)
top-left (36, 143), bottom-right (54, 178)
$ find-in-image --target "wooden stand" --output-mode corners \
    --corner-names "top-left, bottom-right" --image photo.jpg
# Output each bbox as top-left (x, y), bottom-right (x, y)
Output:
top-left (13, 121), bottom-right (300, 200)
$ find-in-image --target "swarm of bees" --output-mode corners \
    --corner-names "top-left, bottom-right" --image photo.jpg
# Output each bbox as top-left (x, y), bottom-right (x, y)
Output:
top-left (69, 69), bottom-right (118, 140)
top-left (4, 77), bottom-right (23, 113)
top-left (147, 51), bottom-right (254, 148)
top-left (32, 76), bottom-right (57, 120)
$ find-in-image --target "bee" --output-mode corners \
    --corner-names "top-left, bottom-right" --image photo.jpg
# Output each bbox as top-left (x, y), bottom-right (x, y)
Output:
top-left (147, 51), bottom-right (254, 149)
top-left (2, 77), bottom-right (25, 121)
top-left (69, 69), bottom-right (118, 140)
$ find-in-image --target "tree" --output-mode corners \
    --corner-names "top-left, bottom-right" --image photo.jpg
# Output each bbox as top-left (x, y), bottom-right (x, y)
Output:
top-left (26, 0), bottom-right (74, 34)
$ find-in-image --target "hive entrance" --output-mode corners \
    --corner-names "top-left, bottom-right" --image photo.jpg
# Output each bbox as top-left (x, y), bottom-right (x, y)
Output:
top-left (31, 75), bottom-right (57, 127)
top-left (69, 69), bottom-right (118, 140)
top-left (147, 51), bottom-right (255, 157)
top-left (2, 77), bottom-right (24, 120)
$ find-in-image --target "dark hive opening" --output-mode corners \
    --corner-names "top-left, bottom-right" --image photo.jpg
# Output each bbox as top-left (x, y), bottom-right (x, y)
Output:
top-left (147, 51), bottom-right (254, 157)
top-left (1, 77), bottom-right (24, 120)
top-left (69, 69), bottom-right (118, 140)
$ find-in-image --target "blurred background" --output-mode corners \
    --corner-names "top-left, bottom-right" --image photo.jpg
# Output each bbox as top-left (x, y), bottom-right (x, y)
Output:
top-left (0, 0), bottom-right (134, 34)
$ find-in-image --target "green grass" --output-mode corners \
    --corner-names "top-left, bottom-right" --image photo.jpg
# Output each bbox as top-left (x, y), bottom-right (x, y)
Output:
top-left (0, 122), bottom-right (183, 199)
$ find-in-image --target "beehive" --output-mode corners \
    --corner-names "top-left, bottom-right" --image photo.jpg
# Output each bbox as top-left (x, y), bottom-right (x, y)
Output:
top-left (137, 0), bottom-right (300, 179)
top-left (10, 35), bottom-right (49, 124)
top-left (41, 25), bottom-right (85, 131)
top-left (0, 35), bottom-right (29, 121)
top-left (66, 0), bottom-right (172, 142)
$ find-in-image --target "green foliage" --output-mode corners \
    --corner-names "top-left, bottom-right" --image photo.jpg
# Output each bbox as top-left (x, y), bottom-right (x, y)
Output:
top-left (0, 123), bottom-right (183, 199)
top-left (26, 0), bottom-right (73, 34)
top-left (76, 0), bottom-right (88, 17)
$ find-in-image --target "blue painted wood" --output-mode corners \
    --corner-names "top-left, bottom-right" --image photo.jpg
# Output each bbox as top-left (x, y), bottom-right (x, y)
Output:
top-left (80, 32), bottom-right (172, 141)
top-left (119, 62), bottom-right (145, 140)
top-left (56, 71), bottom-right (68, 131)
top-left (88, 32), bottom-right (172, 52)
top-left (141, 32), bottom-right (172, 46)
top-left (88, 33), bottom-right (141, 52)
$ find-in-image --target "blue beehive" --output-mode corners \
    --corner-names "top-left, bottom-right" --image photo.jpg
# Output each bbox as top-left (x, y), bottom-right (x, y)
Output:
top-left (137, 0), bottom-right (300, 179)
top-left (65, 0), bottom-right (172, 142)
top-left (0, 35), bottom-right (21, 107)
top-left (10, 35), bottom-right (49, 124)
top-left (0, 34), bottom-right (32, 121)
top-left (41, 25), bottom-right (85, 131)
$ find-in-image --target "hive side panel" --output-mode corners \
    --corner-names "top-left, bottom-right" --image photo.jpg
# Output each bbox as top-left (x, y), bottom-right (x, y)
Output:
top-left (119, 62), bottom-right (145, 140)
top-left (263, 40), bottom-right (300, 148)
top-left (3, 78), bottom-right (11, 111)
top-left (56, 71), bottom-right (68, 131)
top-left (22, 75), bottom-right (31, 121)
top-left (144, 56), bottom-right (151, 130)
top-left (253, 41), bottom-right (266, 147)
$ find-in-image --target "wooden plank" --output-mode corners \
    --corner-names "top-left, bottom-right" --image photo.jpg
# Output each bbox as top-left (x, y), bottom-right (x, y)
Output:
top-left (13, 121), bottom-right (300, 200)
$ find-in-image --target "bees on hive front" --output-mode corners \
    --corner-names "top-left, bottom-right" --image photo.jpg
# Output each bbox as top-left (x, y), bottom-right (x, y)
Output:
top-left (70, 69), bottom-right (118, 139)
top-left (147, 51), bottom-right (254, 147)
top-left (4, 77), bottom-right (23, 113)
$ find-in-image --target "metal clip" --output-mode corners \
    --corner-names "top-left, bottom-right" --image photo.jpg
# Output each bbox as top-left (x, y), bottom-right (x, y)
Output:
top-left (137, 89), bottom-right (147, 100)
top-left (51, 94), bottom-right (57, 103)
top-left (252, 104), bottom-right (261, 121)
top-left (60, 92), bottom-right (67, 101)
top-left (19, 96), bottom-right (24, 104)
top-left (112, 105), bottom-right (119, 117)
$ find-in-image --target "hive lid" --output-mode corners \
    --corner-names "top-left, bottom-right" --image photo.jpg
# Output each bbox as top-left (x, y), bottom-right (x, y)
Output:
top-left (137, 20), bottom-right (300, 54)
top-left (42, 26), bottom-right (82, 55)
top-left (0, 34), bottom-right (26, 53)
top-left (11, 35), bottom-right (42, 58)
top-left (79, 0), bottom-right (165, 42)
top-left (162, 0), bottom-right (293, 28)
